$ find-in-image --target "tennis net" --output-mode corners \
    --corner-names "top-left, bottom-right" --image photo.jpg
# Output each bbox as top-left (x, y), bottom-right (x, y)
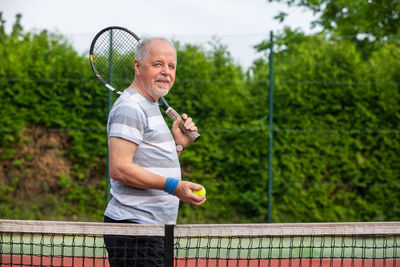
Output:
top-left (0, 219), bottom-right (399, 267)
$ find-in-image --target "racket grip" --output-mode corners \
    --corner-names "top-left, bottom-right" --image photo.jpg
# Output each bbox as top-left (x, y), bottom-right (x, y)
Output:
top-left (166, 107), bottom-right (200, 142)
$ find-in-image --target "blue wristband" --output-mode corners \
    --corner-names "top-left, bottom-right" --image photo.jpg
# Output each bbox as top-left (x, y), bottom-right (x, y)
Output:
top-left (164, 178), bottom-right (179, 195)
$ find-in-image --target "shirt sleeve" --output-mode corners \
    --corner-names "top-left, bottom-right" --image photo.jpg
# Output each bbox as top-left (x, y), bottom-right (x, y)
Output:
top-left (108, 103), bottom-right (147, 145)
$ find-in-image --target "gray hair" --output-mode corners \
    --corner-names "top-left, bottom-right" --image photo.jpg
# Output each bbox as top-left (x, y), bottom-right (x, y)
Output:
top-left (135, 37), bottom-right (176, 64)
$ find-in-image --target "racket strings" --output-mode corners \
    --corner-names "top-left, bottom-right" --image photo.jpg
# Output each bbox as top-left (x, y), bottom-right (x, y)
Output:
top-left (91, 29), bottom-right (139, 90)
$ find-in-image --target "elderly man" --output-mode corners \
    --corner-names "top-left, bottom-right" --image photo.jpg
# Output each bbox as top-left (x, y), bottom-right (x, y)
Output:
top-left (104, 37), bottom-right (206, 266)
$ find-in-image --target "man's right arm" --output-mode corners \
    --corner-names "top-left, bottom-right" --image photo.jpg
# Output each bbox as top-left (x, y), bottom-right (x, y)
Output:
top-left (109, 136), bottom-right (166, 190)
top-left (109, 136), bottom-right (206, 206)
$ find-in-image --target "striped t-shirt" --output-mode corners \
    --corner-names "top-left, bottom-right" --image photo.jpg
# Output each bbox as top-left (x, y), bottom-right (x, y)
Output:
top-left (104, 89), bottom-right (180, 224)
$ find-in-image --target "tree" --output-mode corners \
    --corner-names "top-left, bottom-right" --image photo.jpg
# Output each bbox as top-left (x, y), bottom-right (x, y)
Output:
top-left (248, 28), bottom-right (400, 222)
top-left (268, 0), bottom-right (400, 55)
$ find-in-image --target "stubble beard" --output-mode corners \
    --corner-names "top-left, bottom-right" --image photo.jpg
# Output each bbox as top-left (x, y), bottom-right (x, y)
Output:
top-left (152, 77), bottom-right (172, 99)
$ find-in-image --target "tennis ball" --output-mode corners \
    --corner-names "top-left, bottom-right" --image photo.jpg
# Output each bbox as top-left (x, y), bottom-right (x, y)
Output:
top-left (192, 187), bottom-right (206, 196)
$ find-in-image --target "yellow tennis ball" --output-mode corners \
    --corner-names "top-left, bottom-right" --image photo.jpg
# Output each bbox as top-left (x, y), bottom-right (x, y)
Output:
top-left (192, 187), bottom-right (206, 196)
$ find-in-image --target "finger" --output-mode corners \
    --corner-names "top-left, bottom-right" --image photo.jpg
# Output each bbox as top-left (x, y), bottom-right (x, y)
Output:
top-left (192, 197), bottom-right (206, 206)
top-left (185, 195), bottom-right (205, 205)
top-left (181, 113), bottom-right (188, 120)
top-left (185, 123), bottom-right (197, 132)
top-left (184, 119), bottom-right (198, 131)
top-left (183, 117), bottom-right (192, 126)
top-left (184, 121), bottom-right (194, 130)
top-left (173, 118), bottom-right (182, 131)
top-left (191, 192), bottom-right (206, 200)
top-left (192, 184), bottom-right (203, 191)
top-left (186, 182), bottom-right (203, 191)
top-left (174, 116), bottom-right (182, 125)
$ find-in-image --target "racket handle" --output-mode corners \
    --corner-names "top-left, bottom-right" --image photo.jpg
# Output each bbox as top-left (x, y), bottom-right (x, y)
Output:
top-left (166, 107), bottom-right (201, 142)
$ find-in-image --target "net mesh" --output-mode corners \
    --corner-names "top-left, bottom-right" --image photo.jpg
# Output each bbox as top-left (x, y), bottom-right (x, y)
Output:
top-left (1, 220), bottom-right (399, 267)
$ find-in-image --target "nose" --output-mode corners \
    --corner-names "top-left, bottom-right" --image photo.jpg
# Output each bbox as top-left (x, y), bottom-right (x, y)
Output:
top-left (160, 65), bottom-right (171, 75)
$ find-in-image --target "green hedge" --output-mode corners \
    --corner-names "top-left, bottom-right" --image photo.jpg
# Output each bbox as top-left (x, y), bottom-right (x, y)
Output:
top-left (0, 15), bottom-right (399, 223)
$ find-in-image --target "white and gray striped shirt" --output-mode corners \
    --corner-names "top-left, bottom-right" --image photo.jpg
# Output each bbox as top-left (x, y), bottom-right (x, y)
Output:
top-left (104, 89), bottom-right (180, 224)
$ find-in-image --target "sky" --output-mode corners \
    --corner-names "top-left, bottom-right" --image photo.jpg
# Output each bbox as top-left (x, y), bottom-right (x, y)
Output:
top-left (1, 0), bottom-right (320, 69)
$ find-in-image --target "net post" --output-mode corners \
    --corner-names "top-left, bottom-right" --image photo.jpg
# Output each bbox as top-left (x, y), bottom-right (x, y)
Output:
top-left (164, 224), bottom-right (174, 267)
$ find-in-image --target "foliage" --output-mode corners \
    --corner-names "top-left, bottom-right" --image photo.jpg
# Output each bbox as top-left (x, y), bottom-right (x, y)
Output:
top-left (249, 29), bottom-right (400, 222)
top-left (0, 13), bottom-right (108, 221)
top-left (267, 0), bottom-right (400, 56)
top-left (0, 13), bottom-right (399, 223)
top-left (268, 0), bottom-right (400, 37)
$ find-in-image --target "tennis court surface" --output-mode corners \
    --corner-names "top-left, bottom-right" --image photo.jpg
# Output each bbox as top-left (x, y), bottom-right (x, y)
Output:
top-left (1, 220), bottom-right (399, 266)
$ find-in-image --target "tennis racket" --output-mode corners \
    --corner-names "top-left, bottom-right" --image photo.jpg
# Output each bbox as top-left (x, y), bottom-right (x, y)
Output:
top-left (89, 26), bottom-right (200, 142)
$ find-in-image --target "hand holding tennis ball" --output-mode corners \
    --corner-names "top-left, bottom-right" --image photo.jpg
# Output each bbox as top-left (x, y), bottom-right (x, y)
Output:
top-left (192, 186), bottom-right (206, 196)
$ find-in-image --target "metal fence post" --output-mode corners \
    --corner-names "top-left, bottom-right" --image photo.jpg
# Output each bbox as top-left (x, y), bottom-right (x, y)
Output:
top-left (267, 31), bottom-right (274, 223)
top-left (106, 30), bottom-right (114, 203)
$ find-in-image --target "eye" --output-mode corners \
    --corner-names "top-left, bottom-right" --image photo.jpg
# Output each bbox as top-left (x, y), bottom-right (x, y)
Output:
top-left (169, 64), bottom-right (176, 70)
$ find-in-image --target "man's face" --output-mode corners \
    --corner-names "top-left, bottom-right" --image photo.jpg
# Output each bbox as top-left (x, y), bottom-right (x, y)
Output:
top-left (135, 40), bottom-right (177, 101)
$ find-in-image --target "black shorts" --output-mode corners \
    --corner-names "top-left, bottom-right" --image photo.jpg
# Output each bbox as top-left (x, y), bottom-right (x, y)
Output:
top-left (103, 216), bottom-right (165, 267)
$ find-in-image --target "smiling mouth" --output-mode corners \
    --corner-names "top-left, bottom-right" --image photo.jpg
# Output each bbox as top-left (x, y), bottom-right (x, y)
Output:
top-left (155, 79), bottom-right (170, 88)
top-left (157, 80), bottom-right (169, 84)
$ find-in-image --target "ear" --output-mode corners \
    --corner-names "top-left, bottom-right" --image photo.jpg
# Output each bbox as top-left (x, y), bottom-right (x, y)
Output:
top-left (134, 59), bottom-right (140, 75)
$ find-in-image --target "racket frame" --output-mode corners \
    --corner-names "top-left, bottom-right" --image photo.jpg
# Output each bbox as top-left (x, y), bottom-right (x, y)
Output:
top-left (89, 26), bottom-right (200, 142)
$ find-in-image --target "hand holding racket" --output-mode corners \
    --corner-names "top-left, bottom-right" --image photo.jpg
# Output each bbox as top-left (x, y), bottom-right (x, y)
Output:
top-left (89, 26), bottom-right (200, 142)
